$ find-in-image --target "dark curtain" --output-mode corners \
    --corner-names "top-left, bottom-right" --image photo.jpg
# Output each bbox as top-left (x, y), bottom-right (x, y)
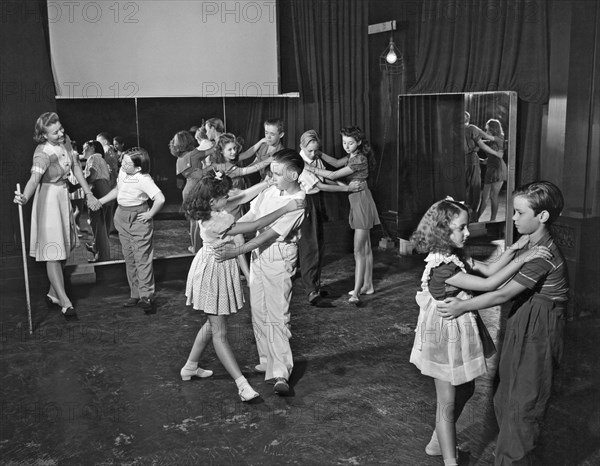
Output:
top-left (1, 0), bottom-right (57, 259)
top-left (229, 0), bottom-right (370, 222)
top-left (410, 0), bottom-right (549, 184)
top-left (290, 0), bottom-right (370, 153)
top-left (398, 94), bottom-right (464, 219)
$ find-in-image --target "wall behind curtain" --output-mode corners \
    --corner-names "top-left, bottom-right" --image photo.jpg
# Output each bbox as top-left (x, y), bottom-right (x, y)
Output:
top-left (410, 0), bottom-right (549, 185)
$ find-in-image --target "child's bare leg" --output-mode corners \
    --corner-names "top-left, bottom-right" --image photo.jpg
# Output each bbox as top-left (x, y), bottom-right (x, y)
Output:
top-left (361, 233), bottom-right (374, 294)
top-left (208, 315), bottom-right (243, 380)
top-left (187, 320), bottom-right (213, 362)
top-left (489, 181), bottom-right (503, 221)
top-left (208, 315), bottom-right (258, 401)
top-left (477, 184), bottom-right (491, 220)
top-left (434, 378), bottom-right (458, 463)
top-left (350, 229), bottom-right (368, 298)
top-left (181, 319), bottom-right (213, 380)
top-left (233, 234), bottom-right (250, 282)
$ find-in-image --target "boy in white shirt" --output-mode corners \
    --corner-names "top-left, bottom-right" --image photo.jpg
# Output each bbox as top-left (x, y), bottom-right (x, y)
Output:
top-left (215, 149), bottom-right (305, 395)
top-left (98, 147), bottom-right (165, 311)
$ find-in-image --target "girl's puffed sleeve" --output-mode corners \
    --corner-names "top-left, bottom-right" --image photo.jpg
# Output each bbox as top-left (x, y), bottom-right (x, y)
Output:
top-left (31, 146), bottom-right (50, 178)
top-left (347, 154), bottom-right (368, 181)
top-left (207, 211), bottom-right (236, 238)
top-left (347, 154), bottom-right (368, 172)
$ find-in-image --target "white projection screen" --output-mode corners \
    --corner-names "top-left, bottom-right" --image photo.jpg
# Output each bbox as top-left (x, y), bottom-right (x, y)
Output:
top-left (47, 0), bottom-right (279, 98)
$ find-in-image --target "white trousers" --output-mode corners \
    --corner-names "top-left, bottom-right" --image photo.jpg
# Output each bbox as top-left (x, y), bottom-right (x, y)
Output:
top-left (250, 243), bottom-right (298, 381)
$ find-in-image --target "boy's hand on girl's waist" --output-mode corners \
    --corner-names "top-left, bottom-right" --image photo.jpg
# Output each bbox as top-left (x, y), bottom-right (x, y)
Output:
top-left (349, 180), bottom-right (366, 192)
top-left (213, 243), bottom-right (238, 262)
top-left (437, 298), bottom-right (464, 319)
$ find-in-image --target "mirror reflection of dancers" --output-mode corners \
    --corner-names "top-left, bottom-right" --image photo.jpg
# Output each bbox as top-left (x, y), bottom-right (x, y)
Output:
top-left (13, 112), bottom-right (102, 320)
top-left (464, 112), bottom-right (503, 221)
top-left (477, 119), bottom-right (507, 222)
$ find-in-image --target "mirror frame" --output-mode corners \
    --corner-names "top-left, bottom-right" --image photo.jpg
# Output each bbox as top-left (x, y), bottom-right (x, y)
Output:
top-left (396, 91), bottom-right (517, 245)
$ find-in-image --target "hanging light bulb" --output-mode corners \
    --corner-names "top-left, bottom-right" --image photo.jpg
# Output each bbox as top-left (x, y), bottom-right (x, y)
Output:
top-left (384, 38), bottom-right (398, 64)
top-left (386, 46), bottom-right (398, 64)
top-left (379, 29), bottom-right (403, 74)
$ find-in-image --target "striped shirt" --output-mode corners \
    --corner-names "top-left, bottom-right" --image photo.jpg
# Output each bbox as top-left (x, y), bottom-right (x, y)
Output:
top-left (512, 232), bottom-right (569, 302)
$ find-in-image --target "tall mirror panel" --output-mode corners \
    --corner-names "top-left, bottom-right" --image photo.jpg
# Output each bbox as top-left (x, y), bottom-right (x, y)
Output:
top-left (397, 91), bottom-right (517, 244)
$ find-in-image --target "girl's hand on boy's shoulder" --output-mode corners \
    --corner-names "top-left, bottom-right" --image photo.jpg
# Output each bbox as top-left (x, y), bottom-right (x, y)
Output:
top-left (437, 298), bottom-right (464, 319)
top-left (510, 234), bottom-right (530, 251)
top-left (286, 199), bottom-right (305, 212)
top-left (520, 245), bottom-right (552, 263)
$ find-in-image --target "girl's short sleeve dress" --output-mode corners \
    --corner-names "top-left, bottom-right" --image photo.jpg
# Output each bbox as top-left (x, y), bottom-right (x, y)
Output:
top-left (185, 211), bottom-right (244, 315)
top-left (346, 154), bottom-right (380, 230)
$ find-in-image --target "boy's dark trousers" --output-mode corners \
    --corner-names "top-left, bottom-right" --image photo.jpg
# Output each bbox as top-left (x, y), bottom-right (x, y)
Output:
top-left (298, 192), bottom-right (324, 298)
top-left (493, 295), bottom-right (566, 465)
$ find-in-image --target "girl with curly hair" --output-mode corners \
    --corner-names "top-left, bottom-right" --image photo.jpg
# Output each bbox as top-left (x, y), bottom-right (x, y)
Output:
top-left (180, 170), bottom-right (303, 402)
top-left (409, 198), bottom-right (551, 466)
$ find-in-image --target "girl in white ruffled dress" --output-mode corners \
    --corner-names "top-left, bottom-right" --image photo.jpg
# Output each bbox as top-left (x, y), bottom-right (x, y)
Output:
top-left (409, 199), bottom-right (551, 466)
top-left (180, 170), bottom-right (303, 402)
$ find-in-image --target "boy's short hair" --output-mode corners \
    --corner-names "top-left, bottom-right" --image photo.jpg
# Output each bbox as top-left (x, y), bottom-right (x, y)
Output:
top-left (96, 132), bottom-right (111, 143)
top-left (205, 117), bottom-right (225, 133)
top-left (123, 147), bottom-right (151, 174)
top-left (300, 129), bottom-right (320, 149)
top-left (513, 181), bottom-right (564, 224)
top-left (272, 149), bottom-right (303, 177)
top-left (264, 118), bottom-right (285, 134)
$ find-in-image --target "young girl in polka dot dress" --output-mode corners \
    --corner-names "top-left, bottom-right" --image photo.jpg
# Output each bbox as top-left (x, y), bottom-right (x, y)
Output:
top-left (179, 170), bottom-right (304, 401)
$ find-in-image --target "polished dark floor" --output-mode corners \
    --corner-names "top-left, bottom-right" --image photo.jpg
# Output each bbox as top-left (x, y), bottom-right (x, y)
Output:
top-left (1, 243), bottom-right (599, 465)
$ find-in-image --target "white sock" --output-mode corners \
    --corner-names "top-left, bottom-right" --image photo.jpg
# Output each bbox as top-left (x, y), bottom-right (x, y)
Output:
top-left (443, 459), bottom-right (458, 466)
top-left (235, 376), bottom-right (248, 388)
top-left (183, 360), bottom-right (198, 371)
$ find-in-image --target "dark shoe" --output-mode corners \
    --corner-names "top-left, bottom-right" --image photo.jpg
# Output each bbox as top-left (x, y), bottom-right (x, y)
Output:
top-left (273, 377), bottom-right (289, 395)
top-left (61, 306), bottom-right (79, 322)
top-left (308, 290), bottom-right (321, 305)
top-left (137, 297), bottom-right (153, 311)
top-left (85, 242), bottom-right (97, 254)
top-left (88, 253), bottom-right (99, 263)
top-left (123, 297), bottom-right (139, 307)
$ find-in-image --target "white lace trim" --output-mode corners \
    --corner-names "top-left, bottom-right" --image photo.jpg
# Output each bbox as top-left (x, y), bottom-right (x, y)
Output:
top-left (420, 253), bottom-right (468, 290)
